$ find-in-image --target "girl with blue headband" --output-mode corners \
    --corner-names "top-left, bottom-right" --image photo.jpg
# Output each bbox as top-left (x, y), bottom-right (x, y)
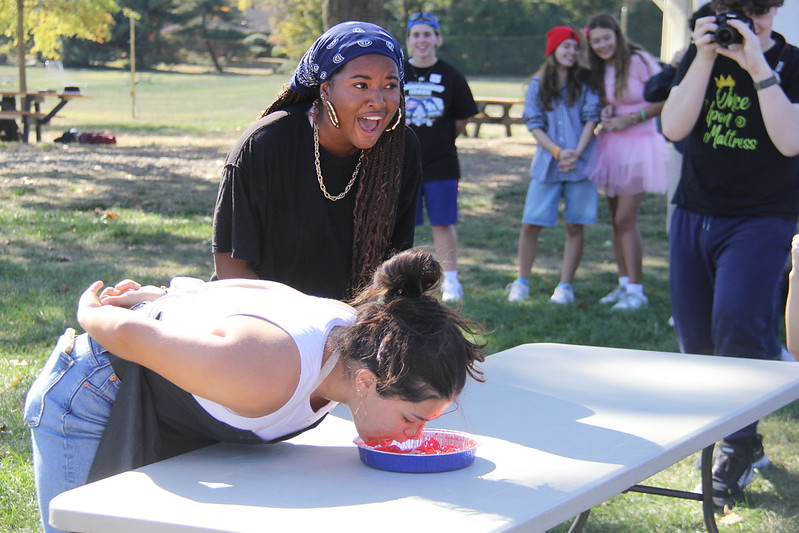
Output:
top-left (404, 12), bottom-right (478, 302)
top-left (212, 22), bottom-right (422, 300)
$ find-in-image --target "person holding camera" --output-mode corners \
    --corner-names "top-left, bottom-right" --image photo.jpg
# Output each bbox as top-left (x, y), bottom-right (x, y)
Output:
top-left (662, 0), bottom-right (799, 509)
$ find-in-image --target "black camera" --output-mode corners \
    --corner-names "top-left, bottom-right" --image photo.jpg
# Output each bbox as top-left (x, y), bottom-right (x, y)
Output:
top-left (714, 11), bottom-right (755, 48)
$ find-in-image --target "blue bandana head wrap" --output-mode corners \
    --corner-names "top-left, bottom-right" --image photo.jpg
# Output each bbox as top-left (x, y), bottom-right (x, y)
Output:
top-left (289, 21), bottom-right (404, 95)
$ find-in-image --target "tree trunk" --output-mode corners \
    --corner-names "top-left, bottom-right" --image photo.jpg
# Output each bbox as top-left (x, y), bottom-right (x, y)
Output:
top-left (16, 0), bottom-right (27, 97)
top-left (322, 0), bottom-right (388, 30)
top-left (205, 39), bottom-right (224, 73)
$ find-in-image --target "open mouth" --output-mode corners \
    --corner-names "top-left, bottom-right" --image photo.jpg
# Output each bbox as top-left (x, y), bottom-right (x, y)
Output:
top-left (358, 116), bottom-right (382, 134)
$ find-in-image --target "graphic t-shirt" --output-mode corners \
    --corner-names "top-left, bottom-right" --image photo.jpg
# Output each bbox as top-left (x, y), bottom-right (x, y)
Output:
top-left (671, 33), bottom-right (799, 219)
top-left (403, 59), bottom-right (478, 182)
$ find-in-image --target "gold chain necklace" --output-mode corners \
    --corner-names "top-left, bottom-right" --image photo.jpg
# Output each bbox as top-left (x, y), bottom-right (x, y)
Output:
top-left (313, 113), bottom-right (363, 202)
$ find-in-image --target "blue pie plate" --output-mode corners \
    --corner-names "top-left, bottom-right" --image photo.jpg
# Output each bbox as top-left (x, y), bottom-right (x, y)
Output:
top-left (354, 429), bottom-right (479, 473)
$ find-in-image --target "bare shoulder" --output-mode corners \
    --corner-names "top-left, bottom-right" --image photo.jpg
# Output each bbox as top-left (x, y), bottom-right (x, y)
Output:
top-left (210, 315), bottom-right (302, 417)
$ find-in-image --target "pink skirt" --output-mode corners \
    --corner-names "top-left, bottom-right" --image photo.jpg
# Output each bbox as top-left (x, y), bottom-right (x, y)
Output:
top-left (590, 129), bottom-right (668, 197)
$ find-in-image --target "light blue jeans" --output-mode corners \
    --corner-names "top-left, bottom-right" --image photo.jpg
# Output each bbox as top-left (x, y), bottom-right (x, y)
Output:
top-left (24, 330), bottom-right (120, 533)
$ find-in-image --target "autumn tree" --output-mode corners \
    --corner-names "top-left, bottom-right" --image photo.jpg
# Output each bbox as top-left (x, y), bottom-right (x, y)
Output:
top-left (0, 0), bottom-right (119, 92)
top-left (175, 0), bottom-right (247, 73)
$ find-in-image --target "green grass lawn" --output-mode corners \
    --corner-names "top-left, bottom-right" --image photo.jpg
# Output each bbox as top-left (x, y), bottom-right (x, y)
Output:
top-left (1, 64), bottom-right (798, 532)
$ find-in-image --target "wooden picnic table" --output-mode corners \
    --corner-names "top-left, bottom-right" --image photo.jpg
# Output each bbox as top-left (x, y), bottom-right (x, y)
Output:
top-left (470, 97), bottom-right (525, 138)
top-left (0, 90), bottom-right (88, 143)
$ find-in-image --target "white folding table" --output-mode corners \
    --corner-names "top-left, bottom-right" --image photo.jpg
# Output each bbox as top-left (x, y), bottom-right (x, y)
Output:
top-left (50, 343), bottom-right (799, 532)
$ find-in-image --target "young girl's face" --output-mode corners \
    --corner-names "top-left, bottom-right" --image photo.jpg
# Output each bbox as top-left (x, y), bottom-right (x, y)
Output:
top-left (553, 38), bottom-right (580, 69)
top-left (353, 393), bottom-right (453, 446)
top-left (588, 27), bottom-right (617, 62)
top-left (406, 24), bottom-right (441, 63)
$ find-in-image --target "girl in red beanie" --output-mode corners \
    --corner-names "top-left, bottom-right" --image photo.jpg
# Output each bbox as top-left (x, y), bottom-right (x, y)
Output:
top-left (508, 26), bottom-right (601, 304)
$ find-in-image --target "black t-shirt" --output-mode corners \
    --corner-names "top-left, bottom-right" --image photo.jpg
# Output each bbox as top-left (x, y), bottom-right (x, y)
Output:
top-left (212, 103), bottom-right (421, 299)
top-left (671, 32), bottom-right (799, 219)
top-left (404, 59), bottom-right (478, 182)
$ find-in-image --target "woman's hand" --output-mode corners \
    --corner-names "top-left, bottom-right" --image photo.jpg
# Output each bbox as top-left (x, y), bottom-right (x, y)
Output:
top-left (78, 281), bottom-right (106, 313)
top-left (601, 114), bottom-right (632, 132)
top-left (557, 149), bottom-right (578, 173)
top-left (714, 18), bottom-right (770, 79)
top-left (99, 280), bottom-right (167, 308)
top-left (691, 16), bottom-right (720, 61)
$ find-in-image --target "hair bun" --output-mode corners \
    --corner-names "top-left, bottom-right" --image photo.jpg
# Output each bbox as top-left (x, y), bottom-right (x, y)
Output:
top-left (373, 249), bottom-right (441, 300)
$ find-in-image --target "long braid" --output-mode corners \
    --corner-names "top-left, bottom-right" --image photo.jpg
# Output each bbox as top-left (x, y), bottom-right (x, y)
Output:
top-left (349, 96), bottom-right (407, 294)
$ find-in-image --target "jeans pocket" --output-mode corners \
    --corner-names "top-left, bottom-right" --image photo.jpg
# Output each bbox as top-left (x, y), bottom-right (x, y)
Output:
top-left (24, 341), bottom-right (75, 429)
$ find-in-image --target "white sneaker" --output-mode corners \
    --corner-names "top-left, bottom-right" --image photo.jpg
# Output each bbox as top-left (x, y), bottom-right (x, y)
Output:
top-left (442, 279), bottom-right (464, 302)
top-left (507, 280), bottom-right (529, 302)
top-left (599, 285), bottom-right (627, 304)
top-left (550, 285), bottom-right (574, 305)
top-left (611, 291), bottom-right (648, 311)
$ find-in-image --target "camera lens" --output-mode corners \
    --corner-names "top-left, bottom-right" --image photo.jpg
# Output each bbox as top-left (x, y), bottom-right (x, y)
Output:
top-left (715, 27), bottom-right (736, 47)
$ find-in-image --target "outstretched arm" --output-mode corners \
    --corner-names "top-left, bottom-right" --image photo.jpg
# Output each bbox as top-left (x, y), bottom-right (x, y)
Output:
top-left (78, 281), bottom-right (301, 417)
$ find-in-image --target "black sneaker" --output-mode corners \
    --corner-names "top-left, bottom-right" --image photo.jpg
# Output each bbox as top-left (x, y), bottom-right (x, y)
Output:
top-left (750, 434), bottom-right (770, 469)
top-left (694, 433), bottom-right (770, 470)
top-left (709, 438), bottom-right (759, 507)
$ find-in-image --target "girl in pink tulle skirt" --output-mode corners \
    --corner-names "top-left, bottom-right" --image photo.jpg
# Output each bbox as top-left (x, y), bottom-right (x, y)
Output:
top-left (585, 13), bottom-right (668, 311)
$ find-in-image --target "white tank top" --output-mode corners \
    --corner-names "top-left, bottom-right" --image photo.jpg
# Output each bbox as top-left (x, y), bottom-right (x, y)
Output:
top-left (142, 278), bottom-right (355, 441)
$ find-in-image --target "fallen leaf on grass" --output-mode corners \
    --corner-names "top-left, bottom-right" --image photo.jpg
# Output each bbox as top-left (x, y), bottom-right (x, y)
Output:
top-left (10, 360), bottom-right (28, 366)
top-left (719, 507), bottom-right (745, 526)
top-left (10, 375), bottom-right (22, 387)
top-left (55, 284), bottom-right (70, 293)
top-left (94, 208), bottom-right (120, 220)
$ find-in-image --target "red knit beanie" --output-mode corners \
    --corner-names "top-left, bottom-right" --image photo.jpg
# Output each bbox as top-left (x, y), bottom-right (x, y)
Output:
top-left (545, 26), bottom-right (580, 57)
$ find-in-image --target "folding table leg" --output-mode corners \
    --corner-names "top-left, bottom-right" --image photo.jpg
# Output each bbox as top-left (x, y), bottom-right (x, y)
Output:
top-left (700, 445), bottom-right (720, 533)
top-left (567, 509), bottom-right (590, 533)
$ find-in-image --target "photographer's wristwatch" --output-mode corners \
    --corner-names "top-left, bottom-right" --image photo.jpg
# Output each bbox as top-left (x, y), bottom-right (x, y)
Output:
top-left (754, 71), bottom-right (781, 91)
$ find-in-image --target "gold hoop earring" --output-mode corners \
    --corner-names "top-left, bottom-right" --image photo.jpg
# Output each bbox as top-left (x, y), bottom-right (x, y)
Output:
top-left (386, 108), bottom-right (402, 132)
top-left (323, 98), bottom-right (340, 128)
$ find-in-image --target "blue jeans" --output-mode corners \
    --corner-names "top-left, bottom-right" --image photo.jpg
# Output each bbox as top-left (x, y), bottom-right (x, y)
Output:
top-left (669, 208), bottom-right (794, 441)
top-left (24, 330), bottom-right (119, 533)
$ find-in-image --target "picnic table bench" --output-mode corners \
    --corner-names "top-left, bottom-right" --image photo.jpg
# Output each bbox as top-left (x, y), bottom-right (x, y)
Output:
top-left (470, 97), bottom-right (525, 138)
top-left (0, 90), bottom-right (87, 143)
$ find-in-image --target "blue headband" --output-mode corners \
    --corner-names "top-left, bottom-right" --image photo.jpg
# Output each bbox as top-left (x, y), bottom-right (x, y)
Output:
top-left (407, 12), bottom-right (440, 32)
top-left (290, 21), bottom-right (404, 94)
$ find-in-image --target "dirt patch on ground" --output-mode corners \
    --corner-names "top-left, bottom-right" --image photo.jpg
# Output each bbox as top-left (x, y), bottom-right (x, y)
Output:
top-left (0, 135), bottom-right (536, 214)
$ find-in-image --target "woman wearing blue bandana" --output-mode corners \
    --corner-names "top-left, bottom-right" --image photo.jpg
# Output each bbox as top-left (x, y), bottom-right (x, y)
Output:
top-left (212, 22), bottom-right (422, 300)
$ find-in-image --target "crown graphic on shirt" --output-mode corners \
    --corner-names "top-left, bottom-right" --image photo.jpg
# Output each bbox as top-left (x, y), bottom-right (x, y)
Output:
top-left (714, 75), bottom-right (735, 88)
